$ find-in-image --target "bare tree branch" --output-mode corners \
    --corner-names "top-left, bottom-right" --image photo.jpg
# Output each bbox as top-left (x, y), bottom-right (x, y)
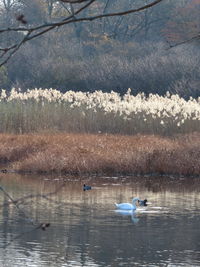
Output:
top-left (0, 182), bottom-right (67, 248)
top-left (0, 182), bottom-right (66, 221)
top-left (0, 0), bottom-right (95, 67)
top-left (0, 0), bottom-right (164, 67)
top-left (167, 33), bottom-right (200, 49)
top-left (0, 31), bottom-right (31, 66)
top-left (60, 0), bottom-right (90, 2)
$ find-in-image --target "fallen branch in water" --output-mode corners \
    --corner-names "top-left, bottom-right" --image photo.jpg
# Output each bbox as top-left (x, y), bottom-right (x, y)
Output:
top-left (0, 182), bottom-right (66, 248)
top-left (0, 222), bottom-right (51, 249)
top-left (0, 182), bottom-right (66, 211)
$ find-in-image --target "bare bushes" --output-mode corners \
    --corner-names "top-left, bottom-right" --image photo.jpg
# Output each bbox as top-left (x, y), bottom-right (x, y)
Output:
top-left (80, 43), bottom-right (200, 98)
top-left (0, 134), bottom-right (48, 164)
top-left (7, 41), bottom-right (200, 98)
top-left (1, 133), bottom-right (199, 176)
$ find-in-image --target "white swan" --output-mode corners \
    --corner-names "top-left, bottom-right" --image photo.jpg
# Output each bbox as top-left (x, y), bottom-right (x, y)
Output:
top-left (115, 197), bottom-right (140, 210)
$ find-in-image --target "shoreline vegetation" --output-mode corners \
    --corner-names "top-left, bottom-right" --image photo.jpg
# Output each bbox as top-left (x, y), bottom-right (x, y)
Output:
top-left (0, 88), bottom-right (199, 135)
top-left (0, 133), bottom-right (199, 176)
top-left (0, 88), bottom-right (199, 176)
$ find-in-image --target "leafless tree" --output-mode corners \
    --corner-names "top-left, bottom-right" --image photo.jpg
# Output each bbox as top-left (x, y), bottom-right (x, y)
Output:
top-left (0, 0), bottom-right (163, 67)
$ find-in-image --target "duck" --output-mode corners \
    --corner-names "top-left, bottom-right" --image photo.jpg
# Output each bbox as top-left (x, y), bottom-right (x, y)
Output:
top-left (138, 199), bottom-right (148, 206)
top-left (83, 184), bottom-right (92, 191)
top-left (38, 223), bottom-right (50, 231)
top-left (115, 197), bottom-right (140, 210)
top-left (42, 223), bottom-right (50, 231)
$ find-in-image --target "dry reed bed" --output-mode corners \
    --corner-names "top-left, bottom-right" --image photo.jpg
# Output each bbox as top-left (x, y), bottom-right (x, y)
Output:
top-left (0, 133), bottom-right (199, 176)
top-left (0, 88), bottom-right (199, 135)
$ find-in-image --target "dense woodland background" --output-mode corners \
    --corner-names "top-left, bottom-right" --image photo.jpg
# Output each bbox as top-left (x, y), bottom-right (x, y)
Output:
top-left (0, 0), bottom-right (200, 98)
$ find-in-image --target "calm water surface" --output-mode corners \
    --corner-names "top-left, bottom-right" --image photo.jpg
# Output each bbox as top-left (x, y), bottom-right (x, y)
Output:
top-left (0, 173), bottom-right (200, 267)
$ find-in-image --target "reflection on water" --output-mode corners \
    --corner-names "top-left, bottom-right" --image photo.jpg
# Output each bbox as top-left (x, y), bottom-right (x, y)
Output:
top-left (0, 173), bottom-right (200, 267)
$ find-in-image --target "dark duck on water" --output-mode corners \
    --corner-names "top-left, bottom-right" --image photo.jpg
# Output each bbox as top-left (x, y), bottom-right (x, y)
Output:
top-left (138, 199), bottom-right (148, 206)
top-left (83, 184), bottom-right (92, 191)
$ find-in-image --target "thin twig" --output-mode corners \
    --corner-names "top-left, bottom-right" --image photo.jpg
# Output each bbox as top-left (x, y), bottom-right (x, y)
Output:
top-left (0, 182), bottom-right (65, 223)
top-left (0, 0), bottom-right (96, 67)
top-left (0, 182), bottom-right (66, 248)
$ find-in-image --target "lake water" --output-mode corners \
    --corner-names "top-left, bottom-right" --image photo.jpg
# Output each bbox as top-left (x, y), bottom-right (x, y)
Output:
top-left (0, 173), bottom-right (200, 267)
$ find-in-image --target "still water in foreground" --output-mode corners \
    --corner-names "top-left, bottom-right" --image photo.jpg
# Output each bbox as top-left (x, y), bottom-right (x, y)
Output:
top-left (0, 173), bottom-right (200, 267)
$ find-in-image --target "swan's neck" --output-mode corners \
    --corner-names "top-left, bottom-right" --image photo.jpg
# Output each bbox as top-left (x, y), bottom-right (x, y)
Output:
top-left (132, 199), bottom-right (139, 208)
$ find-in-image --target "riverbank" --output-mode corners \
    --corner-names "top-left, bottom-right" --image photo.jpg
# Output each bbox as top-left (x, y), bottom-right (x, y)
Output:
top-left (0, 133), bottom-right (199, 176)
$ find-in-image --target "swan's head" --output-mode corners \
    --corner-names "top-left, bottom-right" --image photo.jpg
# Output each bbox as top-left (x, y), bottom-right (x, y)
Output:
top-left (132, 197), bottom-right (140, 203)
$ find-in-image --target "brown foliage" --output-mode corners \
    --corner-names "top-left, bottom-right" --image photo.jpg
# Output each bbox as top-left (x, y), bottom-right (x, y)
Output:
top-left (0, 133), bottom-right (199, 176)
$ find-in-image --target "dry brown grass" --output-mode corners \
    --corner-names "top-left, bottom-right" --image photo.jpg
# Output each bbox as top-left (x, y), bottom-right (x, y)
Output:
top-left (0, 133), bottom-right (199, 176)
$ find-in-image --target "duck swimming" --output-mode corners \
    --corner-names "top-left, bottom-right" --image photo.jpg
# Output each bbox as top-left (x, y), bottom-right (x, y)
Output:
top-left (83, 184), bottom-right (92, 191)
top-left (115, 197), bottom-right (140, 210)
top-left (138, 199), bottom-right (148, 206)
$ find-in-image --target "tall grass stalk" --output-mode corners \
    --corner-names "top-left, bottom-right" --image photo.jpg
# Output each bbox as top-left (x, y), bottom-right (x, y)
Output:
top-left (0, 88), bottom-right (199, 135)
